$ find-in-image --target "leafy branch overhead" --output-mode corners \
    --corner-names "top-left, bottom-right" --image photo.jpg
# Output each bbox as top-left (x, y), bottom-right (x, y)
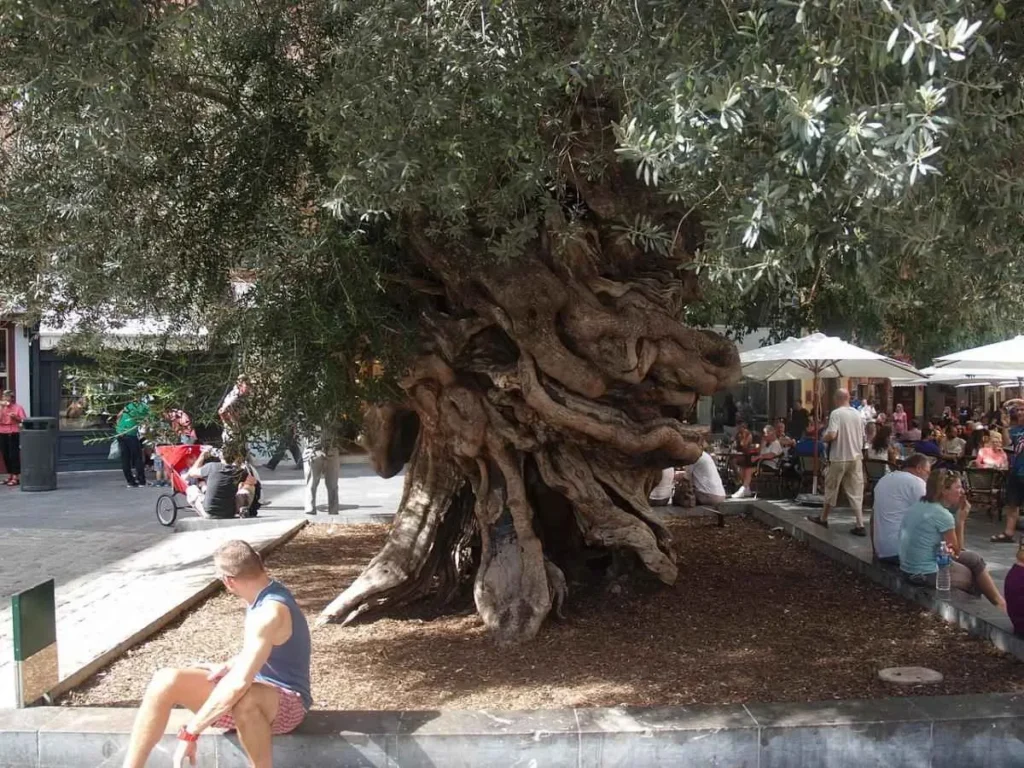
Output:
top-left (3, 0), bottom-right (1024, 642)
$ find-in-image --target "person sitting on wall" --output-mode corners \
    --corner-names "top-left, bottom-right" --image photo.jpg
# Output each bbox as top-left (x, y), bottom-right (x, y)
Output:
top-left (120, 541), bottom-right (311, 768)
top-left (685, 439), bottom-right (727, 508)
top-left (1005, 538), bottom-right (1024, 636)
top-left (186, 446), bottom-right (255, 519)
top-left (870, 454), bottom-right (932, 565)
top-left (899, 469), bottom-right (1005, 609)
top-left (648, 466), bottom-right (676, 507)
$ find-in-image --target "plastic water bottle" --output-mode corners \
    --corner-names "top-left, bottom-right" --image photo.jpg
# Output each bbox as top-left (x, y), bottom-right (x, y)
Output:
top-left (935, 542), bottom-right (952, 599)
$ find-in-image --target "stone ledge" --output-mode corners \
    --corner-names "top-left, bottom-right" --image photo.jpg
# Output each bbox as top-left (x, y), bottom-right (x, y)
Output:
top-left (2, 694), bottom-right (1022, 767)
top-left (743, 499), bottom-right (1024, 663)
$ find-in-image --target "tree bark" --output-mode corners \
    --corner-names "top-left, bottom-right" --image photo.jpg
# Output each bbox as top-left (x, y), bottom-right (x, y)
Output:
top-left (317, 152), bottom-right (742, 641)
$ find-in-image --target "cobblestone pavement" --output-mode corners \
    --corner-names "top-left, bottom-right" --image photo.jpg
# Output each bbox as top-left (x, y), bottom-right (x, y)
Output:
top-left (0, 462), bottom-right (403, 599)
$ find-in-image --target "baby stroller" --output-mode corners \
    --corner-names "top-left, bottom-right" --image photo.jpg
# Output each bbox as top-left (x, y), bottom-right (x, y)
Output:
top-left (154, 444), bottom-right (264, 526)
top-left (154, 444), bottom-right (204, 526)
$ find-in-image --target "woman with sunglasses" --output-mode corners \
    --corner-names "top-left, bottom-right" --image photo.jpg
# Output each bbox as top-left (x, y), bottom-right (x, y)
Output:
top-left (899, 469), bottom-right (1006, 610)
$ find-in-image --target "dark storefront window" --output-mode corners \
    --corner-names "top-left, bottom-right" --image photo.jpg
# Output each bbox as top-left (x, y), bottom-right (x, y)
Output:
top-left (59, 372), bottom-right (113, 430)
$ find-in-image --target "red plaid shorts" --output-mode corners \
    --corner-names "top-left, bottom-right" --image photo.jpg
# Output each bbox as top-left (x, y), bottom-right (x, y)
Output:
top-left (213, 684), bottom-right (307, 735)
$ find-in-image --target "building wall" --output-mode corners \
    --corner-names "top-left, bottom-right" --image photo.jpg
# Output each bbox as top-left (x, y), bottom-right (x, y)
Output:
top-left (14, 327), bottom-right (30, 417)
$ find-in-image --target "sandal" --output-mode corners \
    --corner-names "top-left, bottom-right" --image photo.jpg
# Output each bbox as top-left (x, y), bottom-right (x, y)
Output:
top-left (990, 532), bottom-right (1016, 543)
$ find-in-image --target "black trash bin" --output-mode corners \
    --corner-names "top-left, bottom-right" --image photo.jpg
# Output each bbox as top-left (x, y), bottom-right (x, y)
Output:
top-left (20, 417), bottom-right (58, 492)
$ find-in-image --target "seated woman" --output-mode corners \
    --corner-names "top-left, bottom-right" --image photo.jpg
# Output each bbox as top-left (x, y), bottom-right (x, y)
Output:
top-left (731, 426), bottom-right (783, 499)
top-left (866, 424), bottom-right (898, 469)
top-left (974, 430), bottom-right (1009, 469)
top-left (899, 469), bottom-right (1006, 610)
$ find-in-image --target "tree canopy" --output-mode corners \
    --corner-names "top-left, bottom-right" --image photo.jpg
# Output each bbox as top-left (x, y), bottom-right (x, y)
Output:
top-left (2, 0), bottom-right (1023, 392)
top-left (3, 0), bottom-right (1024, 639)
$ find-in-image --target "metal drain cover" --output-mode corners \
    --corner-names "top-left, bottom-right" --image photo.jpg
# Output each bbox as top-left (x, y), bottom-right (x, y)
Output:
top-left (878, 666), bottom-right (944, 685)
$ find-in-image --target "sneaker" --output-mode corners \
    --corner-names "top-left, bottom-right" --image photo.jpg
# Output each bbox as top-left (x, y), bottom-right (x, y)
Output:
top-left (304, 509), bottom-right (317, 516)
top-left (806, 515), bottom-right (828, 528)
top-left (850, 526), bottom-right (867, 537)
top-left (730, 486), bottom-right (748, 499)
top-left (126, 483), bottom-right (139, 489)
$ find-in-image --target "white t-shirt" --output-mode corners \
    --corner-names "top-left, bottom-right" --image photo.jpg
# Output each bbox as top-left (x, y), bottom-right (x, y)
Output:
top-left (650, 467), bottom-right (675, 501)
top-left (826, 406), bottom-right (865, 462)
top-left (941, 437), bottom-right (966, 457)
top-left (860, 404), bottom-right (877, 423)
top-left (759, 440), bottom-right (784, 469)
top-left (872, 470), bottom-right (927, 559)
top-left (689, 452), bottom-right (726, 498)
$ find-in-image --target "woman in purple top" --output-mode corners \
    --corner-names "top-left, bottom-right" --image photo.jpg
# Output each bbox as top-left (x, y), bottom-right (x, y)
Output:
top-left (1006, 538), bottom-right (1024, 636)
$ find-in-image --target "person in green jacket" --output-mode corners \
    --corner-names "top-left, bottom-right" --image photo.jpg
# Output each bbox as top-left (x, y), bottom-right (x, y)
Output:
top-left (115, 385), bottom-right (151, 488)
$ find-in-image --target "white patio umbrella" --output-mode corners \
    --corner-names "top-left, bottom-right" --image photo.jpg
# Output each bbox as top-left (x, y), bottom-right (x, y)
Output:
top-left (933, 336), bottom-right (1024, 371)
top-left (740, 333), bottom-right (923, 497)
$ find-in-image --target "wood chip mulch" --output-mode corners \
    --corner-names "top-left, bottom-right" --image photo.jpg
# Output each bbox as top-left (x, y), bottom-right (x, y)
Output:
top-left (61, 516), bottom-right (1024, 711)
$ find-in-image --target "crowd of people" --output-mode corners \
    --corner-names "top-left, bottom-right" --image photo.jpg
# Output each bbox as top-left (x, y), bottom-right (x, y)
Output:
top-left (701, 388), bottom-right (1024, 630)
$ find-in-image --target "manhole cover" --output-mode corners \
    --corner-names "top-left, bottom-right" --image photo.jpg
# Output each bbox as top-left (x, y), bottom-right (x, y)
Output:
top-left (878, 666), bottom-right (944, 685)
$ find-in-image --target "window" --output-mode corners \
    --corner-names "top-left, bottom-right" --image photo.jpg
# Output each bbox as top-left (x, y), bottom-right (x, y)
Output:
top-left (59, 372), bottom-right (114, 431)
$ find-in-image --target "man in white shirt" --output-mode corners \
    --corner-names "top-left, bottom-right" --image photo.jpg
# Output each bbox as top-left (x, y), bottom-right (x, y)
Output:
top-left (807, 389), bottom-right (867, 535)
top-left (870, 454), bottom-right (932, 564)
top-left (649, 467), bottom-right (676, 507)
top-left (687, 446), bottom-right (727, 507)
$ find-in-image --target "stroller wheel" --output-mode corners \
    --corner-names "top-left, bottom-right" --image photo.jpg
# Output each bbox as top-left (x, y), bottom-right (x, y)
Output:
top-left (156, 494), bottom-right (178, 527)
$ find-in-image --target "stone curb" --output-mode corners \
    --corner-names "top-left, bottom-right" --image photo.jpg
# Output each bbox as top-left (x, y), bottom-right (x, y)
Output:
top-left (37, 520), bottom-right (307, 706)
top-left (2, 693), bottom-right (1022, 767)
top-left (174, 513), bottom-right (394, 533)
top-left (740, 499), bottom-right (1024, 663)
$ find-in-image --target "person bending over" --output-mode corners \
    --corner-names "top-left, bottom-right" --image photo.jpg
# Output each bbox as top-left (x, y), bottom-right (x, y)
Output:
top-left (122, 540), bottom-right (312, 768)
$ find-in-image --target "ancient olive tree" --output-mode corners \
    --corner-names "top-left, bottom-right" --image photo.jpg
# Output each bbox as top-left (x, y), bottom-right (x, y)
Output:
top-left (2, 0), bottom-right (1022, 641)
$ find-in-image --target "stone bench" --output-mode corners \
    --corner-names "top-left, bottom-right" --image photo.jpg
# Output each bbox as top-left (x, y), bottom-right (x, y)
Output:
top-left (2, 693), bottom-right (1022, 767)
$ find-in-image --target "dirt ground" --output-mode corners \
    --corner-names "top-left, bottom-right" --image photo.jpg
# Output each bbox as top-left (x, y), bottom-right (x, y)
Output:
top-left (63, 517), bottom-right (1024, 711)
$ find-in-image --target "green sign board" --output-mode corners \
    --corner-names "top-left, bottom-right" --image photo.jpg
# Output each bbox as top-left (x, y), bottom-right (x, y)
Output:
top-left (12, 579), bottom-right (56, 662)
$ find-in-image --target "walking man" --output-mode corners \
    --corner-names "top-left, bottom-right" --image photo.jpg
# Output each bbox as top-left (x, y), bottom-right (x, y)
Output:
top-left (807, 388), bottom-right (867, 536)
top-left (122, 541), bottom-right (311, 768)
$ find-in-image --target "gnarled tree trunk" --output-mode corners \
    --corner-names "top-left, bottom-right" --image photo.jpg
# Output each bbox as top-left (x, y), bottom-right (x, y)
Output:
top-left (318, 104), bottom-right (742, 643)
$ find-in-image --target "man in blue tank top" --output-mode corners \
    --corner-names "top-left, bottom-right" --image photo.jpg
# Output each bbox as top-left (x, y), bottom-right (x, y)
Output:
top-left (122, 540), bottom-right (312, 768)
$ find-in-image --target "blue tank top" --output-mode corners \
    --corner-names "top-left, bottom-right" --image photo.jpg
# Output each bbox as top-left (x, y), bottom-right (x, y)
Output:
top-left (249, 581), bottom-right (312, 709)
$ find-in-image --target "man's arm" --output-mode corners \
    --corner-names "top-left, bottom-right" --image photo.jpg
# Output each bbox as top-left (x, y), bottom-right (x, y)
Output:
top-left (187, 449), bottom-right (212, 479)
top-left (183, 601), bottom-right (290, 735)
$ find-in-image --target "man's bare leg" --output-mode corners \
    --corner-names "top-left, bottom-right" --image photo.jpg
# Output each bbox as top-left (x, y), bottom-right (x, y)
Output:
top-left (123, 669), bottom-right (216, 768)
top-left (1001, 506), bottom-right (1020, 539)
top-left (231, 683), bottom-right (281, 768)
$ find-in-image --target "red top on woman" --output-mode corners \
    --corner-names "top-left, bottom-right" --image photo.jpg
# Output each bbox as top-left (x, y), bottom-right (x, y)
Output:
top-left (0, 401), bottom-right (26, 434)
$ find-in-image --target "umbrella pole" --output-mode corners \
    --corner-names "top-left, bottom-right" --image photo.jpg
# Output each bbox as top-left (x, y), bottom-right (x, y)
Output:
top-left (812, 373), bottom-right (821, 495)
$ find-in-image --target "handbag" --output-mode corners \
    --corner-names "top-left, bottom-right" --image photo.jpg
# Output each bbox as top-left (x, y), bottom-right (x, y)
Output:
top-left (108, 439), bottom-right (121, 461)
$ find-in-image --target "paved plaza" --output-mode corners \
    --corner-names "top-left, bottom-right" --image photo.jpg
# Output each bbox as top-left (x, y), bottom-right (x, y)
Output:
top-left (0, 462), bottom-right (405, 710)
top-left (0, 462), bottom-right (404, 600)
